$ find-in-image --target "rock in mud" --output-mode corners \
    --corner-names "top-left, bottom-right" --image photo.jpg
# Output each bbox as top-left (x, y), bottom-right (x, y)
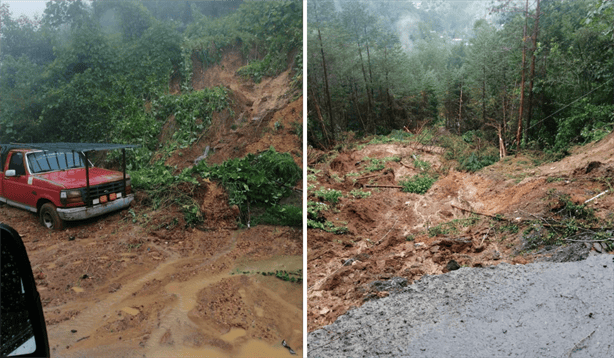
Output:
top-left (543, 242), bottom-right (591, 263)
top-left (194, 146), bottom-right (210, 164)
top-left (369, 277), bottom-right (408, 293)
top-left (445, 260), bottom-right (460, 271)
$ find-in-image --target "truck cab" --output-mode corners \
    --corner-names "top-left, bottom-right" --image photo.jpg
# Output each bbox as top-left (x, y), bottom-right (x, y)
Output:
top-left (0, 143), bottom-right (135, 230)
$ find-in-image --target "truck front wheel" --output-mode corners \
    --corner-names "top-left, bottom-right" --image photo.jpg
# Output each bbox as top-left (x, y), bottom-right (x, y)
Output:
top-left (39, 203), bottom-right (64, 230)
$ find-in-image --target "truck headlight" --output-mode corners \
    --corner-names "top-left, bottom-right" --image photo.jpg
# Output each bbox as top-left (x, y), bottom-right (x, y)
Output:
top-left (60, 189), bottom-right (83, 205)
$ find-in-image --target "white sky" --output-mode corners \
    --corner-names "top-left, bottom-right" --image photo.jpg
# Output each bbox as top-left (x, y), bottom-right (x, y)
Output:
top-left (4, 0), bottom-right (48, 19)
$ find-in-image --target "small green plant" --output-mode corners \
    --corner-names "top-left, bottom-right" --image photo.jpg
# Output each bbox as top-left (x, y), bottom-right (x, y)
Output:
top-left (457, 152), bottom-right (498, 172)
top-left (307, 219), bottom-right (348, 234)
top-left (546, 177), bottom-right (564, 183)
top-left (400, 174), bottom-right (437, 194)
top-left (315, 187), bottom-right (343, 204)
top-left (252, 204), bottom-right (302, 227)
top-left (364, 158), bottom-right (385, 172)
top-left (349, 189), bottom-right (372, 199)
top-left (405, 234), bottom-right (415, 241)
top-left (413, 157), bottom-right (431, 171)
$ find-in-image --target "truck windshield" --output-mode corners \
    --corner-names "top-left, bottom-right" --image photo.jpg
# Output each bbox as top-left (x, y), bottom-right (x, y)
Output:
top-left (27, 151), bottom-right (85, 174)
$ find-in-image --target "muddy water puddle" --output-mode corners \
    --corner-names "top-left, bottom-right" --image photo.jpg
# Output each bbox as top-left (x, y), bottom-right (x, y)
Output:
top-left (143, 255), bottom-right (302, 356)
top-left (49, 255), bottom-right (302, 357)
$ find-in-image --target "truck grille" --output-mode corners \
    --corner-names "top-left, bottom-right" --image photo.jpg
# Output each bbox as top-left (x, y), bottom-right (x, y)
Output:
top-left (83, 180), bottom-right (125, 201)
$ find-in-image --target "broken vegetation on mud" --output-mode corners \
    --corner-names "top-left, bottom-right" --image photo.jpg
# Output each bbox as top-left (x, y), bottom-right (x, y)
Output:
top-left (307, 128), bottom-right (614, 332)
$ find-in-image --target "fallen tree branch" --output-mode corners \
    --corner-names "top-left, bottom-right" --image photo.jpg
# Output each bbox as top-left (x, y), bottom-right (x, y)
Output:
top-left (365, 185), bottom-right (402, 189)
top-left (565, 330), bottom-right (595, 358)
top-left (451, 204), bottom-right (509, 221)
top-left (584, 190), bottom-right (609, 203)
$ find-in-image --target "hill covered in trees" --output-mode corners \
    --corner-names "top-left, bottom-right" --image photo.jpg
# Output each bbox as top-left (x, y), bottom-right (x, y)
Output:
top-left (1, 0), bottom-right (301, 148)
top-left (308, 0), bottom-right (613, 157)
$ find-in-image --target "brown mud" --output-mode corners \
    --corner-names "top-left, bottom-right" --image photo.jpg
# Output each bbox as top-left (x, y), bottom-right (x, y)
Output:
top-left (307, 132), bottom-right (614, 332)
top-left (1, 50), bottom-right (302, 357)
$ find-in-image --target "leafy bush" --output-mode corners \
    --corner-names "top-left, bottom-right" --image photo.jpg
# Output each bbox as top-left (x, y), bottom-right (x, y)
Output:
top-left (457, 153), bottom-right (498, 172)
top-left (196, 146), bottom-right (300, 206)
top-left (315, 187), bottom-right (343, 204)
top-left (400, 174), bottom-right (437, 194)
top-left (152, 87), bottom-right (229, 148)
top-left (413, 157), bottom-right (431, 171)
top-left (252, 204), bottom-right (302, 227)
top-left (349, 189), bottom-right (372, 199)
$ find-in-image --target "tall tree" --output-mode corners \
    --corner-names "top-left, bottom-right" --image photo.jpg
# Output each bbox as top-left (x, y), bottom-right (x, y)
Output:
top-left (308, 0), bottom-right (336, 145)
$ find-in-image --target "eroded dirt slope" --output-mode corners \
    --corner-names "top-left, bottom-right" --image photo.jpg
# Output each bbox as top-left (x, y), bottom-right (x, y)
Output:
top-left (1, 50), bottom-right (303, 357)
top-left (307, 132), bottom-right (614, 332)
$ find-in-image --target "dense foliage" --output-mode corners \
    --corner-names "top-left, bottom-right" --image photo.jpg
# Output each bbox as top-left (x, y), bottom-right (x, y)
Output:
top-left (0, 0), bottom-right (302, 146)
top-left (308, 0), bottom-right (613, 156)
top-left (0, 0), bottom-right (302, 226)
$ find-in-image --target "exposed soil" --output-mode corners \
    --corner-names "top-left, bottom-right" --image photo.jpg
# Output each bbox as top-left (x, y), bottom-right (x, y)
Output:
top-left (307, 132), bottom-right (614, 332)
top-left (1, 50), bottom-right (303, 357)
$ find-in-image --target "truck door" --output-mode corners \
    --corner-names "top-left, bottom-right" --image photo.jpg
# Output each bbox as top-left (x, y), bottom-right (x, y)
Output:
top-left (2, 152), bottom-right (37, 210)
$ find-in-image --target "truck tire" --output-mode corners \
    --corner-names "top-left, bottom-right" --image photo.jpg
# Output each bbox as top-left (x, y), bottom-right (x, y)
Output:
top-left (39, 203), bottom-right (64, 230)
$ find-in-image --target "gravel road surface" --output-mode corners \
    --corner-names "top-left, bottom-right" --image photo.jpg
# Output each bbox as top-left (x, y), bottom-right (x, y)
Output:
top-left (308, 253), bottom-right (613, 357)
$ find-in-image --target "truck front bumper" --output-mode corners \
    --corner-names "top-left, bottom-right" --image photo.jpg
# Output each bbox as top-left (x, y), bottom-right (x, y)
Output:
top-left (56, 194), bottom-right (134, 221)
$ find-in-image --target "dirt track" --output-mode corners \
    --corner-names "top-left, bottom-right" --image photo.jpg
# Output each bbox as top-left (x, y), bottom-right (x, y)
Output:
top-left (1, 50), bottom-right (303, 357)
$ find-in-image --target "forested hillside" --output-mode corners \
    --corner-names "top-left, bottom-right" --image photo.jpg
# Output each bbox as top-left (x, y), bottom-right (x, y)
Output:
top-left (1, 0), bottom-right (301, 148)
top-left (308, 0), bottom-right (613, 157)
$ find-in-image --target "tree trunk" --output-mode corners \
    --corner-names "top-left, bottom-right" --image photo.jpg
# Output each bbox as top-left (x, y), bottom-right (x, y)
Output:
top-left (310, 87), bottom-right (331, 148)
top-left (363, 25), bottom-right (375, 112)
top-left (352, 18), bottom-right (373, 134)
top-left (515, 0), bottom-right (529, 157)
top-left (458, 83), bottom-right (463, 135)
top-left (525, 0), bottom-right (541, 141)
top-left (314, 0), bottom-right (335, 143)
top-left (350, 78), bottom-right (367, 132)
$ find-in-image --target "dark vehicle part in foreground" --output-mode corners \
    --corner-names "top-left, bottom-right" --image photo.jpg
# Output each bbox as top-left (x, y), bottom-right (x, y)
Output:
top-left (0, 223), bottom-right (49, 357)
top-left (0, 143), bottom-right (137, 230)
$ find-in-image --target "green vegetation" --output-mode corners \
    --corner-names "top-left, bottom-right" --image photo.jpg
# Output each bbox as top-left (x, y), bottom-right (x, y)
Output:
top-left (413, 157), bottom-right (431, 171)
top-left (132, 147), bottom-right (301, 227)
top-left (400, 174), bottom-right (438, 194)
top-left (0, 0), bottom-right (301, 148)
top-left (308, 0), bottom-right (613, 158)
top-left (521, 193), bottom-right (611, 251)
top-left (315, 187), bottom-right (343, 204)
top-left (231, 269), bottom-right (302, 284)
top-left (427, 216), bottom-right (480, 237)
top-left (307, 200), bottom-right (348, 234)
top-left (349, 189), bottom-right (372, 199)
top-left (0, 1), bottom-right (302, 227)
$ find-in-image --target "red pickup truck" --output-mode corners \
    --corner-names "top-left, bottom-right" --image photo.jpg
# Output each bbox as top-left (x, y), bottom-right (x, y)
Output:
top-left (0, 143), bottom-right (135, 230)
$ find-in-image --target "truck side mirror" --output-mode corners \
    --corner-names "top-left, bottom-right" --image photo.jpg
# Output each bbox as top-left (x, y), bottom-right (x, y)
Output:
top-left (4, 169), bottom-right (16, 177)
top-left (0, 224), bottom-right (50, 358)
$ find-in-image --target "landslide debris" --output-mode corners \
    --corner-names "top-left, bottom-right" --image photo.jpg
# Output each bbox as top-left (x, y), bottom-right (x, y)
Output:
top-left (307, 130), bottom-right (614, 332)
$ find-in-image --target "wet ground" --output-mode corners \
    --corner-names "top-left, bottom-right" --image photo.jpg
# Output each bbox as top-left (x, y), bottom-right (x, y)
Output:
top-left (308, 253), bottom-right (614, 357)
top-left (1, 204), bottom-right (302, 357)
top-left (1, 49), bottom-right (303, 357)
top-left (307, 132), bottom-right (614, 332)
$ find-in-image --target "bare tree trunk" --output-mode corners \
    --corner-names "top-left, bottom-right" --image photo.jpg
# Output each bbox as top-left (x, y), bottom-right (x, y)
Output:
top-left (363, 25), bottom-right (375, 111)
top-left (314, 0), bottom-right (335, 143)
top-left (515, 0), bottom-right (529, 157)
top-left (458, 83), bottom-right (463, 135)
top-left (310, 88), bottom-right (331, 148)
top-left (525, 0), bottom-right (541, 142)
top-left (352, 18), bottom-right (373, 134)
top-left (350, 79), bottom-right (367, 131)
